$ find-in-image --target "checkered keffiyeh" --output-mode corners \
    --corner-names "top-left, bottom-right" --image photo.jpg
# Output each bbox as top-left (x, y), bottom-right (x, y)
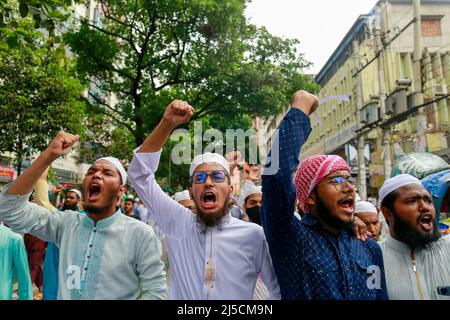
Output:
top-left (294, 155), bottom-right (351, 213)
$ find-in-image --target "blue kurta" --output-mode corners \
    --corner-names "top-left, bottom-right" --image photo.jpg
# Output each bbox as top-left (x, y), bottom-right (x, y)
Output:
top-left (0, 223), bottom-right (33, 300)
top-left (261, 108), bottom-right (388, 300)
top-left (43, 240), bottom-right (59, 300)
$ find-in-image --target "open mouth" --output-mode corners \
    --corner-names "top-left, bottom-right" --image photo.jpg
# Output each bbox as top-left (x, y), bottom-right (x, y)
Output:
top-left (87, 184), bottom-right (102, 201)
top-left (201, 191), bottom-right (217, 210)
top-left (419, 213), bottom-right (434, 231)
top-left (338, 197), bottom-right (354, 214)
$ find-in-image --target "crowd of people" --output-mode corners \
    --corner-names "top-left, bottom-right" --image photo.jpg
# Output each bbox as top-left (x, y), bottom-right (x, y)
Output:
top-left (0, 91), bottom-right (449, 300)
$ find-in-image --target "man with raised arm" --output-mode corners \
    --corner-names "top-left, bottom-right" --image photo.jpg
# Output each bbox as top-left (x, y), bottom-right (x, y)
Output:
top-left (128, 100), bottom-right (280, 300)
top-left (261, 90), bottom-right (388, 300)
top-left (0, 132), bottom-right (166, 300)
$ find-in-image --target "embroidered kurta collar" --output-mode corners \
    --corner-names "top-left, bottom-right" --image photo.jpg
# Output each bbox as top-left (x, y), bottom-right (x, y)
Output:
top-left (82, 209), bottom-right (121, 229)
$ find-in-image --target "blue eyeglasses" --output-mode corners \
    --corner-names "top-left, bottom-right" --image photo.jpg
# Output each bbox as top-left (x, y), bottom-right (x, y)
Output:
top-left (325, 176), bottom-right (357, 191)
top-left (191, 170), bottom-right (228, 184)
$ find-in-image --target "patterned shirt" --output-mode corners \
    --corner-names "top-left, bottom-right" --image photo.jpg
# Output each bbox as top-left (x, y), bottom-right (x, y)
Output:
top-left (261, 108), bottom-right (388, 300)
top-left (0, 191), bottom-right (167, 300)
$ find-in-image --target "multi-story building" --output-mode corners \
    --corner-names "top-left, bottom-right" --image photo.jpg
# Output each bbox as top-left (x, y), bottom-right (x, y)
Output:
top-left (298, 0), bottom-right (450, 194)
top-left (256, 105), bottom-right (290, 161)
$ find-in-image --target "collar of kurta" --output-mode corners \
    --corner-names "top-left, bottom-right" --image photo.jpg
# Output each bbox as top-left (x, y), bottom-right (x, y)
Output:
top-left (196, 211), bottom-right (232, 233)
top-left (385, 234), bottom-right (413, 254)
top-left (82, 209), bottom-right (122, 230)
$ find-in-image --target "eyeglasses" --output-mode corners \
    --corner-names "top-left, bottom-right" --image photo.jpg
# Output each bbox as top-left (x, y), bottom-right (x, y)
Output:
top-left (323, 176), bottom-right (357, 192)
top-left (191, 170), bottom-right (228, 184)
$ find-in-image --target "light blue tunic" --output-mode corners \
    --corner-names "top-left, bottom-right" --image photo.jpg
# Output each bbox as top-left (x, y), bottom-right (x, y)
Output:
top-left (0, 190), bottom-right (167, 300)
top-left (0, 223), bottom-right (33, 300)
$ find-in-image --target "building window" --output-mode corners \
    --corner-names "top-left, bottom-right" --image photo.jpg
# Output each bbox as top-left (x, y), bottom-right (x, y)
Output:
top-left (421, 16), bottom-right (442, 37)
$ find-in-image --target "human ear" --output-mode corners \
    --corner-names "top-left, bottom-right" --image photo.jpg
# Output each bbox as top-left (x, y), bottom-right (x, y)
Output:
top-left (306, 191), bottom-right (316, 206)
top-left (381, 207), bottom-right (392, 226)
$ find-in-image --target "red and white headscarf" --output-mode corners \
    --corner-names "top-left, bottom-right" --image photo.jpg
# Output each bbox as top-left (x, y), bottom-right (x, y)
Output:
top-left (294, 155), bottom-right (351, 214)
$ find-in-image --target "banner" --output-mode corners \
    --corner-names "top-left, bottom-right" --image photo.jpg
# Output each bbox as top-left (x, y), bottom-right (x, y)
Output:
top-left (0, 165), bottom-right (15, 180)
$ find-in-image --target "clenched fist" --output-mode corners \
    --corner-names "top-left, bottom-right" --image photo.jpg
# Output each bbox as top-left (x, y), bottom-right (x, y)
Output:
top-left (163, 100), bottom-right (195, 127)
top-left (291, 90), bottom-right (319, 116)
top-left (44, 131), bottom-right (80, 160)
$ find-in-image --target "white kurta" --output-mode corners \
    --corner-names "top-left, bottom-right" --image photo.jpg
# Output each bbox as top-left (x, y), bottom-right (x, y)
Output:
top-left (128, 150), bottom-right (281, 300)
top-left (379, 234), bottom-right (450, 300)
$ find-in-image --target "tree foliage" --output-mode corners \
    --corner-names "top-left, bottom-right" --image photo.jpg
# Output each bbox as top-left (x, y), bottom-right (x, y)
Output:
top-left (64, 0), bottom-right (318, 148)
top-left (0, 19), bottom-right (87, 174)
top-left (0, 0), bottom-right (77, 28)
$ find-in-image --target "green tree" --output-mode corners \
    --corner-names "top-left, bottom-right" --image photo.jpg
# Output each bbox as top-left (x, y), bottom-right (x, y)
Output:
top-left (64, 0), bottom-right (316, 148)
top-left (0, 0), bottom-right (82, 48)
top-left (0, 20), bottom-right (87, 174)
top-left (76, 111), bottom-right (136, 165)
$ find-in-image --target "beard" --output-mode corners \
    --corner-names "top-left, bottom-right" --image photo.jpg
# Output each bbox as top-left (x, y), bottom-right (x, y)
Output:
top-left (62, 204), bottom-right (78, 212)
top-left (316, 194), bottom-right (353, 232)
top-left (83, 194), bottom-right (119, 215)
top-left (193, 198), bottom-right (229, 227)
top-left (392, 211), bottom-right (441, 250)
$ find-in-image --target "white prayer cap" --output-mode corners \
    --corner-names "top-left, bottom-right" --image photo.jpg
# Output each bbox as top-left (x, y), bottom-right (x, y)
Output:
top-left (354, 201), bottom-right (378, 214)
top-left (125, 194), bottom-right (134, 201)
top-left (379, 174), bottom-right (422, 206)
top-left (68, 189), bottom-right (82, 200)
top-left (355, 193), bottom-right (361, 202)
top-left (189, 153), bottom-right (230, 176)
top-left (95, 157), bottom-right (127, 184)
top-left (241, 185), bottom-right (262, 203)
top-left (174, 190), bottom-right (191, 202)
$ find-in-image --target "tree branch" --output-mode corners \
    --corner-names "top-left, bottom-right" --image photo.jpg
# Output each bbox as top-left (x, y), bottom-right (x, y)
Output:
top-left (88, 78), bottom-right (130, 97)
top-left (99, 1), bottom-right (142, 33)
top-left (191, 96), bottom-right (222, 119)
top-left (84, 92), bottom-right (135, 135)
top-left (99, 2), bottom-right (141, 54)
top-left (86, 21), bottom-right (134, 47)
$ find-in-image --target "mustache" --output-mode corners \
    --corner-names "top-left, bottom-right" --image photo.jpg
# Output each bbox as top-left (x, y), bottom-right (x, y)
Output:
top-left (193, 198), bottom-right (228, 227)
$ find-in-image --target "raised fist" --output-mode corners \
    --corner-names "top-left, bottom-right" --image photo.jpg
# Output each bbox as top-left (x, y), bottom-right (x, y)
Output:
top-left (52, 184), bottom-right (65, 194)
top-left (291, 90), bottom-right (319, 116)
top-left (45, 131), bottom-right (80, 160)
top-left (163, 100), bottom-right (194, 127)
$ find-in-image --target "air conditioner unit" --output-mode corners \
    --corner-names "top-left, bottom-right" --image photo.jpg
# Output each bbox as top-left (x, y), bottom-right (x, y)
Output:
top-left (367, 104), bottom-right (380, 124)
top-left (407, 94), bottom-right (415, 110)
top-left (360, 109), bottom-right (367, 124)
top-left (393, 90), bottom-right (407, 115)
top-left (385, 95), bottom-right (394, 115)
top-left (435, 84), bottom-right (448, 97)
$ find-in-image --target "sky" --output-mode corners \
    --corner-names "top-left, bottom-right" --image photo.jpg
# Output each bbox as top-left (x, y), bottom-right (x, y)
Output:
top-left (245, 0), bottom-right (380, 74)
